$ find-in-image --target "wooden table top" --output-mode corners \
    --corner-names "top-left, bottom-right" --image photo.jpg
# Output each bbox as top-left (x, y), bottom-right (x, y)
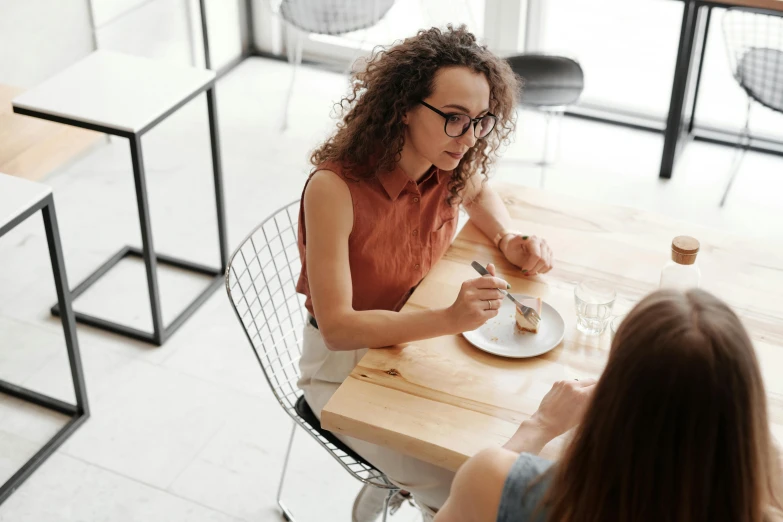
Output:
top-left (321, 184), bottom-right (783, 472)
top-left (707, 0), bottom-right (783, 13)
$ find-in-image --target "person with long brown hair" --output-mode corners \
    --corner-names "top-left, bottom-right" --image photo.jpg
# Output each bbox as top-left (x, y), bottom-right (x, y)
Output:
top-left (295, 25), bottom-right (553, 521)
top-left (435, 288), bottom-right (783, 522)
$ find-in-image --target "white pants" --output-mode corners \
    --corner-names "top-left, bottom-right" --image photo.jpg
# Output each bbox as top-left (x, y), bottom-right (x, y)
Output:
top-left (297, 321), bottom-right (454, 510)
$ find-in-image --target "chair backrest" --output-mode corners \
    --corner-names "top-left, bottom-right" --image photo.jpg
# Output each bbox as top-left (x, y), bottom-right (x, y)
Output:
top-left (225, 200), bottom-right (305, 413)
top-left (505, 54), bottom-right (585, 108)
top-left (225, 201), bottom-right (397, 488)
top-left (722, 7), bottom-right (783, 113)
top-left (279, 0), bottom-right (396, 35)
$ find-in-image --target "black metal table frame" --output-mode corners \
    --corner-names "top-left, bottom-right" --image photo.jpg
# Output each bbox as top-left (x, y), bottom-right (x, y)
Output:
top-left (556, 1), bottom-right (783, 179)
top-left (577, 0), bottom-right (783, 179)
top-left (12, 0), bottom-right (227, 346)
top-left (13, 81), bottom-right (228, 346)
top-left (0, 194), bottom-right (90, 505)
top-left (661, 2), bottom-right (783, 179)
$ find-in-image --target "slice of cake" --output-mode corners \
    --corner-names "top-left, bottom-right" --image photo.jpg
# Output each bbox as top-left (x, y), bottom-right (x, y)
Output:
top-left (515, 297), bottom-right (542, 333)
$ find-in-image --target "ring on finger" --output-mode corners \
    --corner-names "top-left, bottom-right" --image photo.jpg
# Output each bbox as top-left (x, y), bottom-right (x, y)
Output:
top-left (486, 300), bottom-right (493, 311)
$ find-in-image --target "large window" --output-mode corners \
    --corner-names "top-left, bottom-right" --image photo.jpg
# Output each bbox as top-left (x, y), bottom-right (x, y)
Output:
top-left (91, 0), bottom-right (246, 71)
top-left (534, 0), bottom-right (682, 119)
top-left (532, 0), bottom-right (783, 138)
top-left (258, 0), bottom-right (783, 141)
top-left (693, 7), bottom-right (782, 138)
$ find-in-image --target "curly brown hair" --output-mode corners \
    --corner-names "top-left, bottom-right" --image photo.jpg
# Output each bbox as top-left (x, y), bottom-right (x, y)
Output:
top-left (309, 24), bottom-right (520, 204)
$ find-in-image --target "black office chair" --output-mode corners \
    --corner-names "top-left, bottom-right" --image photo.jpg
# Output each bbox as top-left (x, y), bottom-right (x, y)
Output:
top-left (721, 7), bottom-right (783, 206)
top-left (505, 54), bottom-right (585, 165)
top-left (272, 0), bottom-right (396, 130)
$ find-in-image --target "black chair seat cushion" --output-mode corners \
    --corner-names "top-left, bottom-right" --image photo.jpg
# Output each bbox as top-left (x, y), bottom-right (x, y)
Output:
top-left (506, 54), bottom-right (585, 107)
top-left (294, 395), bottom-right (374, 469)
top-left (280, 0), bottom-right (396, 35)
top-left (738, 47), bottom-right (783, 114)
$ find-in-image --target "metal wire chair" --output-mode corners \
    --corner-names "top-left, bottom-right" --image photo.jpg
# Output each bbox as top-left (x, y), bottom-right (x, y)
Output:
top-left (279, 0), bottom-right (395, 35)
top-left (267, 0), bottom-right (396, 130)
top-left (225, 200), bottom-right (399, 521)
top-left (721, 7), bottom-right (783, 206)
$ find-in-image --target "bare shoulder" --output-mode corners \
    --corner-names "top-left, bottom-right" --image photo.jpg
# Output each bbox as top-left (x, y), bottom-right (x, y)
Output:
top-left (303, 170), bottom-right (353, 235)
top-left (462, 446), bottom-right (520, 489)
top-left (304, 169), bottom-right (350, 204)
top-left (436, 447), bottom-right (519, 522)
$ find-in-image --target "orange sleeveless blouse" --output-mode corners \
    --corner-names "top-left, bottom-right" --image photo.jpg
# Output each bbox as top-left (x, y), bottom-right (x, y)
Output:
top-left (296, 161), bottom-right (458, 316)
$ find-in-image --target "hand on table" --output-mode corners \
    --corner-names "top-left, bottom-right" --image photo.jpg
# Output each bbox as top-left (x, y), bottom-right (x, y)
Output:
top-left (500, 234), bottom-right (553, 276)
top-left (531, 378), bottom-right (597, 438)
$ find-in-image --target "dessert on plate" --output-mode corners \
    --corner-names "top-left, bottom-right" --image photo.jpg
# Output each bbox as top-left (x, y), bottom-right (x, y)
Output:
top-left (515, 297), bottom-right (542, 333)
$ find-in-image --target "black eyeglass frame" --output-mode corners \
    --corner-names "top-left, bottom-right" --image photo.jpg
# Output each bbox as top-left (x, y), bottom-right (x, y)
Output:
top-left (419, 100), bottom-right (498, 138)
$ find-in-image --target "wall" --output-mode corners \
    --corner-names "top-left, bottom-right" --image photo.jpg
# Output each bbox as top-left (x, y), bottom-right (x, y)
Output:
top-left (91, 0), bottom-right (246, 70)
top-left (0, 0), bottom-right (246, 90)
top-left (0, 0), bottom-right (95, 87)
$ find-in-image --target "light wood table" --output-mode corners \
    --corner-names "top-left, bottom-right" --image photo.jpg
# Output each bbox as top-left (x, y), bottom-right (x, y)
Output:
top-left (708, 0), bottom-right (783, 11)
top-left (1, 84), bottom-right (101, 182)
top-left (321, 184), bottom-right (783, 472)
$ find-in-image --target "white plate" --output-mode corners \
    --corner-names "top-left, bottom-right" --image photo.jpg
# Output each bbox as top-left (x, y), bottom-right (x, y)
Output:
top-left (462, 295), bottom-right (565, 359)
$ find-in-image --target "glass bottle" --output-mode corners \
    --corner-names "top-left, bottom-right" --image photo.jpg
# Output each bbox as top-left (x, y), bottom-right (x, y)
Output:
top-left (660, 236), bottom-right (701, 289)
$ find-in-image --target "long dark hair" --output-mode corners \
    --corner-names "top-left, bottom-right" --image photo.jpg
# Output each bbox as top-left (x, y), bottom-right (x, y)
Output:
top-left (544, 289), bottom-right (782, 522)
top-left (309, 24), bottom-right (519, 204)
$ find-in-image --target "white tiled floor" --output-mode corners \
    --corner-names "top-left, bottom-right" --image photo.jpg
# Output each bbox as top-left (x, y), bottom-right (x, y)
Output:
top-left (1, 55), bottom-right (782, 521)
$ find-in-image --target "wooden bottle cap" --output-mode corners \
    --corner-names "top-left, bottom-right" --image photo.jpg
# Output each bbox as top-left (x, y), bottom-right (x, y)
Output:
top-left (671, 236), bottom-right (699, 265)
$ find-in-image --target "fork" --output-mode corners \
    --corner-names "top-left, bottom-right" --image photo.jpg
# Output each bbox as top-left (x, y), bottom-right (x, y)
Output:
top-left (470, 261), bottom-right (541, 327)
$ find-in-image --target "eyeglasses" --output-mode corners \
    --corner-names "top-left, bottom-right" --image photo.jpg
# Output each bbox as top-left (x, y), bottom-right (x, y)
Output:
top-left (419, 100), bottom-right (497, 139)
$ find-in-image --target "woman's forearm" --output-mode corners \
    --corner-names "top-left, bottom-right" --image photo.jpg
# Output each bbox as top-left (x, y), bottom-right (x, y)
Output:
top-left (502, 416), bottom-right (558, 455)
top-left (463, 183), bottom-right (514, 246)
top-left (320, 307), bottom-right (458, 351)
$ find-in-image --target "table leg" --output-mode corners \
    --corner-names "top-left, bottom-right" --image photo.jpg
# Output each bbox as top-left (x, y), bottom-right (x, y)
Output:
top-left (0, 195), bottom-right (90, 506)
top-left (660, 0), bottom-right (704, 179)
top-left (42, 196), bottom-right (89, 413)
top-left (49, 101), bottom-right (225, 346)
top-left (688, 6), bottom-right (712, 133)
top-left (198, 0), bottom-right (212, 70)
top-left (206, 87), bottom-right (229, 270)
top-left (129, 135), bottom-right (165, 345)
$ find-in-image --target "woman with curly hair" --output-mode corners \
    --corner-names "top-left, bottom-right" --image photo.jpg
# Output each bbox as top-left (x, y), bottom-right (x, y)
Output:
top-left (295, 25), bottom-right (552, 520)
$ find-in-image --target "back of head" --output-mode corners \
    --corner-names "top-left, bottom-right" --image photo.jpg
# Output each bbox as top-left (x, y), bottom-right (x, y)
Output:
top-left (545, 289), bottom-right (782, 522)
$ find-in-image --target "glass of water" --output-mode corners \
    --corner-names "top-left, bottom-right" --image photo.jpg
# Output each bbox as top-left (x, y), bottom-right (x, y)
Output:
top-left (574, 280), bottom-right (616, 335)
top-left (610, 314), bottom-right (626, 342)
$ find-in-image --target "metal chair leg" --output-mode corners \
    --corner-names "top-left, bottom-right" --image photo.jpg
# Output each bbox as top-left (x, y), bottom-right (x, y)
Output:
top-left (537, 109), bottom-right (564, 188)
top-left (721, 97), bottom-right (752, 207)
top-left (380, 488), bottom-right (394, 522)
top-left (341, 1), bottom-right (384, 77)
top-left (540, 111), bottom-right (552, 167)
top-left (277, 421), bottom-right (297, 521)
top-left (282, 25), bottom-right (303, 132)
top-left (538, 109), bottom-right (564, 168)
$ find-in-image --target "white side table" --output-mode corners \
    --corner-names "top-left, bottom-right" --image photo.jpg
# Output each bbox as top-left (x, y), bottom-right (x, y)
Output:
top-left (12, 50), bottom-right (228, 346)
top-left (0, 173), bottom-right (89, 505)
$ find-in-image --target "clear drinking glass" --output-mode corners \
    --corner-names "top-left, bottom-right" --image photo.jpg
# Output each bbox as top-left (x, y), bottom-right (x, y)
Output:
top-left (574, 280), bottom-right (616, 335)
top-left (610, 314), bottom-right (626, 342)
